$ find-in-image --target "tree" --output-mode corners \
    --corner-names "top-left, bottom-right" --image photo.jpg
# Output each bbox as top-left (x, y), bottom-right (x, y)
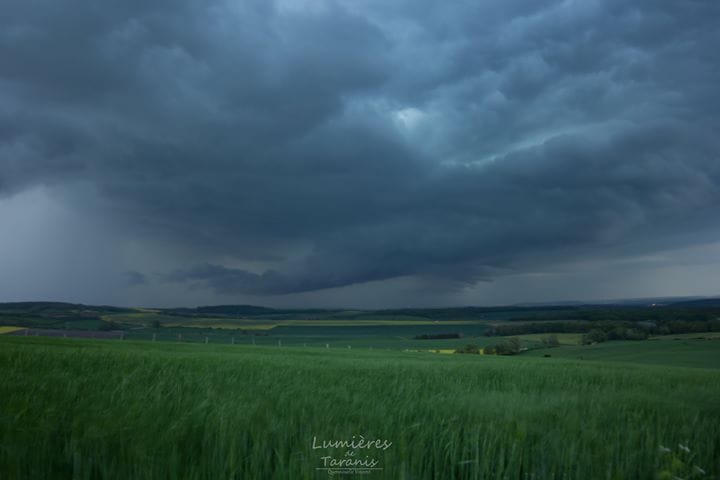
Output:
top-left (494, 337), bottom-right (522, 355)
top-left (454, 344), bottom-right (481, 354)
top-left (582, 329), bottom-right (607, 344)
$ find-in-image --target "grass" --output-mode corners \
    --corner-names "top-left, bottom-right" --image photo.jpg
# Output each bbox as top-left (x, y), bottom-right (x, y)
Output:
top-left (1, 336), bottom-right (719, 479)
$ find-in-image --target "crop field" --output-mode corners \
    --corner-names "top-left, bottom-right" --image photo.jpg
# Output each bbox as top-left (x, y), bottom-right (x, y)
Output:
top-left (525, 336), bottom-right (720, 369)
top-left (103, 311), bottom-right (485, 330)
top-left (103, 322), bottom-right (491, 351)
top-left (0, 326), bottom-right (25, 334)
top-left (514, 333), bottom-right (583, 346)
top-left (160, 319), bottom-right (480, 331)
top-left (2, 336), bottom-right (719, 479)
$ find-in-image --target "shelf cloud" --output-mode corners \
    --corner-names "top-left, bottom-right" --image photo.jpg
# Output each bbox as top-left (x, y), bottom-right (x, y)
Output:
top-left (1, 0), bottom-right (719, 306)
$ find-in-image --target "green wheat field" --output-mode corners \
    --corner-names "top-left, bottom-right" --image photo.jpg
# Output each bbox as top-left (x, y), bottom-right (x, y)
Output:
top-left (1, 335), bottom-right (719, 479)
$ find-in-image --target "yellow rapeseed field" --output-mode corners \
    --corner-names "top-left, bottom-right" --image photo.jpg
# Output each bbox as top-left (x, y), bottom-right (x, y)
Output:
top-left (0, 326), bottom-right (25, 334)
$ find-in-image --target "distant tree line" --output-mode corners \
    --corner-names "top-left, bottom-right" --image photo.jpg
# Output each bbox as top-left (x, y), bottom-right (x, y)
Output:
top-left (506, 307), bottom-right (720, 324)
top-left (414, 333), bottom-right (462, 340)
top-left (454, 337), bottom-right (523, 355)
top-left (486, 319), bottom-right (720, 340)
top-left (580, 327), bottom-right (649, 344)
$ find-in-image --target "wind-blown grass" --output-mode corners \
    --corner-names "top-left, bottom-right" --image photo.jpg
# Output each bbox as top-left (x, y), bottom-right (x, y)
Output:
top-left (1, 336), bottom-right (719, 479)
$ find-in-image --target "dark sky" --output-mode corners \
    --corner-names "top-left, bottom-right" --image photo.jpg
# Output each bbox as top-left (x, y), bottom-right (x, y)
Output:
top-left (1, 0), bottom-right (719, 308)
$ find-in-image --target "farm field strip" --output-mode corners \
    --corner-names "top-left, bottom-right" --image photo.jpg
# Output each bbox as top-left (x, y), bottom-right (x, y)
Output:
top-left (514, 333), bottom-right (583, 345)
top-left (108, 314), bottom-right (485, 329)
top-left (0, 326), bottom-right (25, 334)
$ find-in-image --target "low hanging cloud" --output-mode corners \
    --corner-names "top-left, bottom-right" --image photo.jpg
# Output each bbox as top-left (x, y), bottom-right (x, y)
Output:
top-left (1, 0), bottom-right (719, 303)
top-left (125, 271), bottom-right (148, 287)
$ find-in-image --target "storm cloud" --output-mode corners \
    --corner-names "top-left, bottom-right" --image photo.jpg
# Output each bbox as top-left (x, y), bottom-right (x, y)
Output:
top-left (1, 0), bottom-right (719, 306)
